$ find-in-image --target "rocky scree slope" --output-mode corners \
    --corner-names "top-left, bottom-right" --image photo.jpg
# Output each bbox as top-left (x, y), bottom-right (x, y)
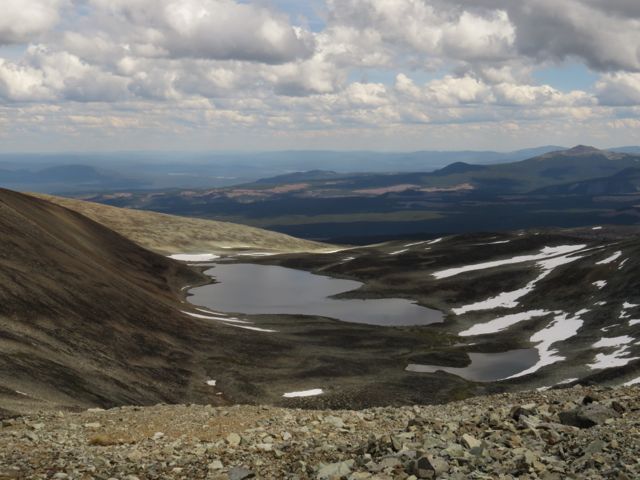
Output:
top-left (0, 385), bottom-right (638, 479)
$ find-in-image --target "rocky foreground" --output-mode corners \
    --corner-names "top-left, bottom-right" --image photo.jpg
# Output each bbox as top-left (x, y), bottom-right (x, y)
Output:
top-left (1, 386), bottom-right (639, 480)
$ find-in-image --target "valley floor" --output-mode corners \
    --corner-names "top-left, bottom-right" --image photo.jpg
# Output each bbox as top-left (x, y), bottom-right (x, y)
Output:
top-left (1, 385), bottom-right (638, 479)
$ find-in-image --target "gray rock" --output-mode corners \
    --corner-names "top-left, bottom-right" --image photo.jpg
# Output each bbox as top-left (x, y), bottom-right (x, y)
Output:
top-left (412, 455), bottom-right (449, 478)
top-left (510, 405), bottom-right (535, 421)
top-left (228, 467), bottom-right (255, 480)
top-left (583, 439), bottom-right (606, 456)
top-left (559, 404), bottom-right (619, 428)
top-left (226, 432), bottom-right (241, 447)
top-left (461, 434), bottom-right (481, 450)
top-left (324, 416), bottom-right (346, 429)
top-left (379, 456), bottom-right (401, 469)
top-left (316, 460), bottom-right (354, 479)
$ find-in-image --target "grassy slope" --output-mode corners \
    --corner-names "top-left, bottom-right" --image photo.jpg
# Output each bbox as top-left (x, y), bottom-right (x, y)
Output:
top-left (32, 193), bottom-right (330, 254)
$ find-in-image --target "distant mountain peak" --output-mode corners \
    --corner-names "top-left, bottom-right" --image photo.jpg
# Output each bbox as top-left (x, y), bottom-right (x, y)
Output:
top-left (431, 161), bottom-right (487, 176)
top-left (566, 145), bottom-right (601, 154)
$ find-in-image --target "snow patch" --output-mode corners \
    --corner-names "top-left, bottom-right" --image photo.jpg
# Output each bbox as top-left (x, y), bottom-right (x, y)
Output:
top-left (596, 251), bottom-right (622, 265)
top-left (589, 349), bottom-right (639, 370)
top-left (620, 303), bottom-right (639, 320)
top-left (182, 311), bottom-right (251, 324)
top-left (624, 376), bottom-right (640, 386)
top-left (453, 247), bottom-right (586, 315)
top-left (592, 226), bottom-right (603, 230)
top-left (433, 244), bottom-right (586, 279)
top-left (223, 323), bottom-right (277, 333)
top-left (169, 253), bottom-right (220, 262)
top-left (206, 380), bottom-right (217, 387)
top-left (427, 237), bottom-right (443, 245)
top-left (589, 336), bottom-right (638, 370)
top-left (593, 335), bottom-right (634, 348)
top-left (592, 280), bottom-right (607, 289)
top-left (459, 310), bottom-right (550, 337)
top-left (453, 286), bottom-right (536, 315)
top-left (404, 240), bottom-right (429, 247)
top-left (556, 377), bottom-right (579, 385)
top-left (389, 249), bottom-right (408, 256)
top-left (197, 308), bottom-right (227, 316)
top-left (539, 378), bottom-right (578, 391)
top-left (508, 310), bottom-right (588, 379)
top-left (283, 388), bottom-right (323, 398)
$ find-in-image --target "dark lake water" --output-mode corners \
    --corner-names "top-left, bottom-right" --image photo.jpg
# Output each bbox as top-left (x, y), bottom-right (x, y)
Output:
top-left (406, 349), bottom-right (539, 382)
top-left (187, 263), bottom-right (443, 326)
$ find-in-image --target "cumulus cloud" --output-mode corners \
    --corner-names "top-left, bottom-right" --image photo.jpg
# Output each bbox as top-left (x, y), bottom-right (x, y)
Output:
top-left (87, 0), bottom-right (315, 64)
top-left (0, 0), bottom-right (639, 149)
top-left (597, 73), bottom-right (640, 106)
top-left (325, 0), bottom-right (515, 65)
top-left (507, 0), bottom-right (640, 72)
top-left (449, 0), bottom-right (640, 72)
top-left (0, 0), bottom-right (66, 45)
top-left (0, 46), bottom-right (129, 102)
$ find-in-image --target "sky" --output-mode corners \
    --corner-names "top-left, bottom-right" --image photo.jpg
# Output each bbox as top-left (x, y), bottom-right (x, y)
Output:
top-left (1, 0), bottom-right (640, 152)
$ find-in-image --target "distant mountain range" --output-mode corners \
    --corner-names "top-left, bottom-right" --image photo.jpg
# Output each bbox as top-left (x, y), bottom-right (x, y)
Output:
top-left (249, 145), bottom-right (640, 194)
top-left (0, 164), bottom-right (148, 192)
top-left (79, 146), bottom-right (640, 242)
top-left (0, 145), bottom-right (615, 192)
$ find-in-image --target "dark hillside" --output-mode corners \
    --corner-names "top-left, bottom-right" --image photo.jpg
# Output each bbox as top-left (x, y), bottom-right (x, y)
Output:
top-left (0, 188), bottom-right (212, 414)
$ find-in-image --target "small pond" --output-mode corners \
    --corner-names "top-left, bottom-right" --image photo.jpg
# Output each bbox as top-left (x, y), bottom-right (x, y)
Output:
top-left (187, 263), bottom-right (443, 327)
top-left (406, 348), bottom-right (539, 382)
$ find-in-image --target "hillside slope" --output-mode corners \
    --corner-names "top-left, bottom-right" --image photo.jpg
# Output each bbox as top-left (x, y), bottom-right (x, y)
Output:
top-left (0, 188), bottom-right (223, 415)
top-left (31, 193), bottom-right (329, 254)
top-left (2, 189), bottom-right (483, 416)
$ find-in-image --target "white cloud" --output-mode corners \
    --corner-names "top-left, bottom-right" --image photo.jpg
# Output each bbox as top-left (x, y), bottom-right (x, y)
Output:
top-left (0, 0), bottom-right (66, 45)
top-left (0, 59), bottom-right (51, 101)
top-left (87, 0), bottom-right (315, 64)
top-left (441, 10), bottom-right (515, 62)
top-left (597, 73), bottom-right (640, 106)
top-left (0, 0), bottom-right (639, 149)
top-left (498, 0), bottom-right (640, 72)
top-left (425, 75), bottom-right (493, 106)
top-left (0, 46), bottom-right (129, 102)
